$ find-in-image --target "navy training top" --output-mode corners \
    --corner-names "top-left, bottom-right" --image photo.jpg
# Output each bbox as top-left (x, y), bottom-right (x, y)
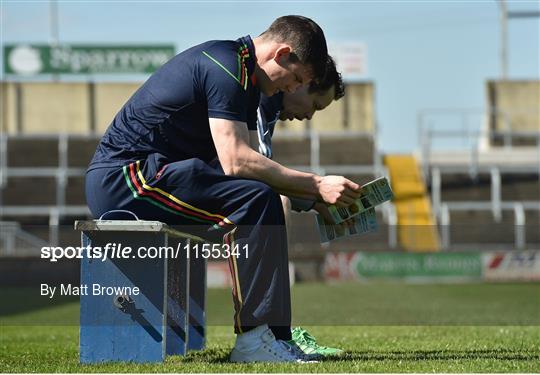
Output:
top-left (89, 36), bottom-right (259, 170)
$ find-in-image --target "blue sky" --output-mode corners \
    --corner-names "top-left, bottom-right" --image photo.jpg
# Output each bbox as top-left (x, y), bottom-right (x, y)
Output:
top-left (2, 0), bottom-right (539, 153)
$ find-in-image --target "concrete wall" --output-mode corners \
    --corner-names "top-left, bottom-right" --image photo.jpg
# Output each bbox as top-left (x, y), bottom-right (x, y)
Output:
top-left (1, 81), bottom-right (374, 134)
top-left (94, 83), bottom-right (140, 133)
top-left (487, 80), bottom-right (540, 132)
top-left (0, 82), bottom-right (141, 134)
top-left (275, 82), bottom-right (375, 134)
top-left (1, 82), bottom-right (19, 133)
top-left (26, 83), bottom-right (91, 133)
top-left (2, 82), bottom-right (92, 133)
top-left (347, 83), bottom-right (375, 132)
top-left (310, 96), bottom-right (345, 131)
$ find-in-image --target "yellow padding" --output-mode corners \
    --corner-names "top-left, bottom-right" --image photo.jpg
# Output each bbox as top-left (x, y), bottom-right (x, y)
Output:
top-left (392, 181), bottom-right (426, 198)
top-left (384, 154), bottom-right (440, 252)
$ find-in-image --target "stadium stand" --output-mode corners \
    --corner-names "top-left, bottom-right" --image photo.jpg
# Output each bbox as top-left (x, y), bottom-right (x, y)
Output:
top-left (419, 80), bottom-right (540, 251)
top-left (0, 82), bottom-right (387, 256)
top-left (1, 79), bottom-right (538, 280)
top-left (0, 81), bottom-right (391, 283)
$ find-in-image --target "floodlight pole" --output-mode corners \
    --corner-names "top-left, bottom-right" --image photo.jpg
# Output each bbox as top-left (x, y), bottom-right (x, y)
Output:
top-left (499, 0), bottom-right (508, 80)
top-left (49, 0), bottom-right (59, 47)
top-left (50, 0), bottom-right (60, 81)
top-left (498, 0), bottom-right (540, 80)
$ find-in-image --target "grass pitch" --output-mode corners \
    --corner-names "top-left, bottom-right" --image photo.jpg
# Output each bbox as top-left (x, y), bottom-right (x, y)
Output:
top-left (1, 282), bottom-right (539, 373)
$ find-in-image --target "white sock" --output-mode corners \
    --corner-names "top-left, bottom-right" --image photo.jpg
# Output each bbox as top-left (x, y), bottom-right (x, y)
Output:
top-left (234, 324), bottom-right (271, 353)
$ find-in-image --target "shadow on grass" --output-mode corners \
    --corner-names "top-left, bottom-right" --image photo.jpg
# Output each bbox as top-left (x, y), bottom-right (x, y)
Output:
top-left (174, 348), bottom-right (540, 364)
top-left (333, 348), bottom-right (540, 362)
top-left (174, 348), bottom-right (232, 364)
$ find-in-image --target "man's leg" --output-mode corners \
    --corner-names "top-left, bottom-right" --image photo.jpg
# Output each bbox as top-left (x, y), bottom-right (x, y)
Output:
top-left (86, 154), bottom-right (292, 337)
top-left (275, 195), bottom-right (344, 358)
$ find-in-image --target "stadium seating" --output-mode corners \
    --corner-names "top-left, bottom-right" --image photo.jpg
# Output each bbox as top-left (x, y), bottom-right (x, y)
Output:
top-left (448, 210), bottom-right (515, 247)
top-left (65, 176), bottom-right (87, 206)
top-left (271, 136), bottom-right (311, 165)
top-left (501, 174), bottom-right (540, 201)
top-left (271, 132), bottom-right (375, 167)
top-left (417, 80), bottom-right (540, 251)
top-left (525, 210), bottom-right (540, 245)
top-left (432, 170), bottom-right (539, 249)
top-left (320, 136), bottom-right (374, 165)
top-left (7, 138), bottom-right (59, 167)
top-left (428, 164), bottom-right (539, 249)
top-left (67, 138), bottom-right (100, 167)
top-left (2, 177), bottom-right (57, 206)
top-left (439, 173), bottom-right (492, 202)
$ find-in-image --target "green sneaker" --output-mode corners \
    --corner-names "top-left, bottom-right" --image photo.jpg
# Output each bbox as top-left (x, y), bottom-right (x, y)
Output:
top-left (289, 327), bottom-right (343, 357)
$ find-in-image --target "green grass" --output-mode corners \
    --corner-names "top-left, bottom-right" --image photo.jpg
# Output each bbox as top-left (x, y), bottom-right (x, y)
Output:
top-left (1, 282), bottom-right (540, 372)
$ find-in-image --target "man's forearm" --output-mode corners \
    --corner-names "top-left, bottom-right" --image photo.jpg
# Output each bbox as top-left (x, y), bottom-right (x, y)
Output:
top-left (210, 119), bottom-right (320, 198)
top-left (236, 147), bottom-right (322, 200)
top-left (210, 118), bottom-right (360, 206)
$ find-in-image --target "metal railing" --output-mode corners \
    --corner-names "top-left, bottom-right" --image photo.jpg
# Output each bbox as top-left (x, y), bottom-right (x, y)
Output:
top-left (418, 107), bottom-right (539, 248)
top-left (382, 203), bottom-right (398, 249)
top-left (417, 107), bottom-right (540, 179)
top-left (430, 166), bottom-right (540, 220)
top-left (439, 201), bottom-right (540, 250)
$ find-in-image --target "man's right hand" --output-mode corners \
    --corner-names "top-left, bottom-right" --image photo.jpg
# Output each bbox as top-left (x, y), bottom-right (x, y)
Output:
top-left (318, 175), bottom-right (361, 207)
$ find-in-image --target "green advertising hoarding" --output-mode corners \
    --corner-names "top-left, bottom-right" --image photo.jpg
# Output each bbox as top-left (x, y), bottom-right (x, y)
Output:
top-left (4, 44), bottom-right (175, 75)
top-left (355, 251), bottom-right (483, 279)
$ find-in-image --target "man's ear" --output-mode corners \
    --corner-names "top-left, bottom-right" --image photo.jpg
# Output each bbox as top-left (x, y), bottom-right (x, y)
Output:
top-left (273, 45), bottom-right (292, 65)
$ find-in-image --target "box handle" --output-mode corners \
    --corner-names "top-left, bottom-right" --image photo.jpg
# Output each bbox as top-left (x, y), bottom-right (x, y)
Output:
top-left (98, 210), bottom-right (140, 221)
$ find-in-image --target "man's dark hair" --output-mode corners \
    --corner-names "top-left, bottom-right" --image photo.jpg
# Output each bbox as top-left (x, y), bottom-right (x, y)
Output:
top-left (308, 55), bottom-right (345, 100)
top-left (260, 15), bottom-right (328, 82)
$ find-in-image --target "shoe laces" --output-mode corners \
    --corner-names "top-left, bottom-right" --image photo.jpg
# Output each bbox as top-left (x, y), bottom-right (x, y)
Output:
top-left (294, 328), bottom-right (327, 349)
